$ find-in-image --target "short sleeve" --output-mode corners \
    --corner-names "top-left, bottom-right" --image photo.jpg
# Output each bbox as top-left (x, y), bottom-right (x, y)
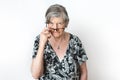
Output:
top-left (75, 36), bottom-right (88, 65)
top-left (32, 35), bottom-right (40, 58)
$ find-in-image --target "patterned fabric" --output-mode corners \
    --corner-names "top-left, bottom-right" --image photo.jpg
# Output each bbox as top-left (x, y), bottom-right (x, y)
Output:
top-left (32, 33), bottom-right (88, 80)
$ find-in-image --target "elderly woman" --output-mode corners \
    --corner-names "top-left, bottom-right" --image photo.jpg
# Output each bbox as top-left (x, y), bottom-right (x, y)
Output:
top-left (31, 4), bottom-right (88, 80)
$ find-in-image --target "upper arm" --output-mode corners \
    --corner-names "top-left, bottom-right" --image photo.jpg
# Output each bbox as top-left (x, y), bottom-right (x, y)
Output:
top-left (80, 62), bottom-right (88, 74)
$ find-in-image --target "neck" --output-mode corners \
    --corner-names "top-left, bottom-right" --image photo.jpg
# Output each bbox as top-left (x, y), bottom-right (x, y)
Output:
top-left (49, 32), bottom-right (67, 50)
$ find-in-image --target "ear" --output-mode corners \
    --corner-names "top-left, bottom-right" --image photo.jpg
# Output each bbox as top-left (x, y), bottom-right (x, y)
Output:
top-left (65, 21), bottom-right (69, 28)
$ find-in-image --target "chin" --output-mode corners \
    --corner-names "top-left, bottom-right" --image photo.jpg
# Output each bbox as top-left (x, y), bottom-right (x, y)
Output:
top-left (53, 34), bottom-right (60, 38)
top-left (52, 31), bottom-right (64, 38)
top-left (52, 33), bottom-right (61, 38)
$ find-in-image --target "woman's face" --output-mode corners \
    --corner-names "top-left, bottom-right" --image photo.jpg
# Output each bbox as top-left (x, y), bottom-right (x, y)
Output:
top-left (47, 17), bottom-right (66, 38)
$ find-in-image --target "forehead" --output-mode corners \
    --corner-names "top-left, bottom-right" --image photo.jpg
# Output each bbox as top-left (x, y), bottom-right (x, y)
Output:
top-left (50, 17), bottom-right (64, 22)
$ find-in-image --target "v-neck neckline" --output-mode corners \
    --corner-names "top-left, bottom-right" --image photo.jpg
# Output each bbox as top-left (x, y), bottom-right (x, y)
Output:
top-left (47, 33), bottom-right (72, 63)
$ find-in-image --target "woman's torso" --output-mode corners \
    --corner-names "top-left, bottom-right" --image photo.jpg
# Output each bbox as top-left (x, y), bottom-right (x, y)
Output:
top-left (40, 33), bottom-right (81, 80)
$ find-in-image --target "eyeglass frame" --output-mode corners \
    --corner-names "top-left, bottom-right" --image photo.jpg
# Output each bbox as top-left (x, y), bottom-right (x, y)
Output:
top-left (46, 21), bottom-right (66, 32)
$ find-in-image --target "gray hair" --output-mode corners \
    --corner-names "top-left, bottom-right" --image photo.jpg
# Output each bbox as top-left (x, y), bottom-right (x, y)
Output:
top-left (45, 4), bottom-right (69, 25)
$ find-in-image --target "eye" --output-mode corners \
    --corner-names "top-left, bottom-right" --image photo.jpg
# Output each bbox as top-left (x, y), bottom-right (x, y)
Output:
top-left (49, 22), bottom-right (53, 24)
top-left (59, 22), bottom-right (62, 24)
top-left (58, 23), bottom-right (63, 26)
top-left (49, 22), bottom-right (53, 26)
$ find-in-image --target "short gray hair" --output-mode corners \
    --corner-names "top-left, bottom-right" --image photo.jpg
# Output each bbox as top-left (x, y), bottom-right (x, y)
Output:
top-left (45, 4), bottom-right (69, 25)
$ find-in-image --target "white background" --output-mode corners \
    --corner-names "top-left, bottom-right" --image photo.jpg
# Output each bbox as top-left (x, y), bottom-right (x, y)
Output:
top-left (0, 0), bottom-right (120, 80)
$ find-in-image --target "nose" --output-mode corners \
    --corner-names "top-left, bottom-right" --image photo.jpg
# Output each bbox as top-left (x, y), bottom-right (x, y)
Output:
top-left (52, 23), bottom-right (58, 29)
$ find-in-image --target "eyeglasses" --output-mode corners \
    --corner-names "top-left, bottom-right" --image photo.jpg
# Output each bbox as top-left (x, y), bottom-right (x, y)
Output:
top-left (49, 27), bottom-right (65, 32)
top-left (47, 22), bottom-right (65, 32)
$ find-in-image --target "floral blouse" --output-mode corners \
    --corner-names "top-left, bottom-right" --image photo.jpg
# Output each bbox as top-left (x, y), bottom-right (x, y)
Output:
top-left (32, 33), bottom-right (88, 80)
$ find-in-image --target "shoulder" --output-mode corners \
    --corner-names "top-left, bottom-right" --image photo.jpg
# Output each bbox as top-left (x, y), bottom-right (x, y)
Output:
top-left (69, 33), bottom-right (81, 42)
top-left (34, 34), bottom-right (40, 41)
top-left (33, 34), bottom-right (40, 46)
